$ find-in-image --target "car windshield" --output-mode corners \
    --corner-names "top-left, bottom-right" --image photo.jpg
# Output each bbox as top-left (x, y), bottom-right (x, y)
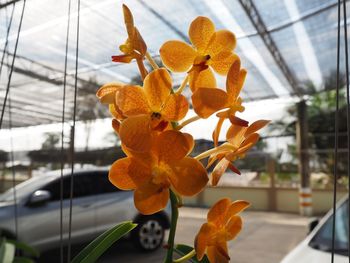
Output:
top-left (309, 199), bottom-right (349, 256)
top-left (0, 175), bottom-right (55, 202)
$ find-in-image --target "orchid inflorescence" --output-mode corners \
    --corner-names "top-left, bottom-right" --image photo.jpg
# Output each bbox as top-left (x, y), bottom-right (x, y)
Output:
top-left (96, 4), bottom-right (269, 263)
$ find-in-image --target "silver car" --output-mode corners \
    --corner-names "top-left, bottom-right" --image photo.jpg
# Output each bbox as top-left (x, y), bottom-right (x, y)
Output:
top-left (281, 196), bottom-right (348, 263)
top-left (0, 168), bottom-right (170, 252)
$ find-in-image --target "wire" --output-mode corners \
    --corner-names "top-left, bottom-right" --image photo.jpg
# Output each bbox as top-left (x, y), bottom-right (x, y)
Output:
top-left (8, 92), bottom-right (18, 239)
top-left (60, 0), bottom-right (72, 262)
top-left (3, 2), bottom-right (18, 241)
top-left (341, 0), bottom-right (350, 260)
top-left (6, 40), bottom-right (18, 241)
top-left (331, 0), bottom-right (341, 262)
top-left (0, 2), bottom-right (15, 81)
top-left (0, 0), bottom-right (27, 130)
top-left (67, 0), bottom-right (81, 261)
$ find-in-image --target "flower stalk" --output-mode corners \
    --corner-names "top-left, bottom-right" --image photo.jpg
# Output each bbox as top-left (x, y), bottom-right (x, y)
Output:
top-left (194, 143), bottom-right (236, 161)
top-left (176, 115), bottom-right (201, 130)
top-left (175, 75), bottom-right (189, 94)
top-left (146, 52), bottom-right (159, 69)
top-left (164, 190), bottom-right (179, 263)
top-left (136, 58), bottom-right (148, 80)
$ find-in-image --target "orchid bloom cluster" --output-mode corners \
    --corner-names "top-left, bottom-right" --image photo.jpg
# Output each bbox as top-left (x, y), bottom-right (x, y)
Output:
top-left (96, 5), bottom-right (269, 263)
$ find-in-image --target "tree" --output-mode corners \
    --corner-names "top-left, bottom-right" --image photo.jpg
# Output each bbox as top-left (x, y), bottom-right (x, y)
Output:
top-left (41, 132), bottom-right (60, 150)
top-left (76, 77), bottom-right (109, 152)
top-left (269, 71), bottom-right (348, 180)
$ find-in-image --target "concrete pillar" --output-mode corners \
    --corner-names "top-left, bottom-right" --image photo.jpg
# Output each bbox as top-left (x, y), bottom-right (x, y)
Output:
top-left (296, 100), bottom-right (312, 216)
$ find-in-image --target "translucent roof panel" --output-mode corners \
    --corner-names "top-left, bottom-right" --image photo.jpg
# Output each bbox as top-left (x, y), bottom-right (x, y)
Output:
top-left (0, 0), bottom-right (349, 127)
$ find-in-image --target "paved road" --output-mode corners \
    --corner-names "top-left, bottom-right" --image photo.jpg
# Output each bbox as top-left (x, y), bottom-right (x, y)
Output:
top-left (40, 208), bottom-right (309, 263)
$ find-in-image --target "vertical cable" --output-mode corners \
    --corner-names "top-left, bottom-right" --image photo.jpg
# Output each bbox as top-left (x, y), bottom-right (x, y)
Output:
top-left (4, 7), bottom-right (18, 241)
top-left (60, 0), bottom-right (72, 262)
top-left (341, 0), bottom-right (350, 259)
top-left (67, 0), bottom-right (81, 261)
top-left (8, 90), bottom-right (18, 239)
top-left (331, 0), bottom-right (341, 262)
top-left (0, 0), bottom-right (27, 129)
top-left (0, 2), bottom-right (15, 80)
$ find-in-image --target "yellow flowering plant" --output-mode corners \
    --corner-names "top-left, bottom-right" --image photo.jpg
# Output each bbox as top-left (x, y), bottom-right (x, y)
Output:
top-left (85, 4), bottom-right (270, 263)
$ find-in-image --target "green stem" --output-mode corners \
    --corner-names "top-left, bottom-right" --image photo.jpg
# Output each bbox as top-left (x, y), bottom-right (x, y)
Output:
top-left (164, 190), bottom-right (179, 263)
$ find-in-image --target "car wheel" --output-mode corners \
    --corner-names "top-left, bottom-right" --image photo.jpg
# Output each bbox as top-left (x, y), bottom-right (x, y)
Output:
top-left (131, 216), bottom-right (165, 252)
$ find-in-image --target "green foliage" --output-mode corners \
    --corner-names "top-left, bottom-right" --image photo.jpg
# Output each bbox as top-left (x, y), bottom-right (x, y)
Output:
top-left (0, 238), bottom-right (15, 263)
top-left (7, 240), bottom-right (39, 258)
top-left (71, 221), bottom-right (137, 263)
top-left (269, 72), bottom-right (348, 179)
top-left (0, 238), bottom-right (38, 263)
top-left (174, 244), bottom-right (209, 263)
top-left (12, 257), bottom-right (34, 263)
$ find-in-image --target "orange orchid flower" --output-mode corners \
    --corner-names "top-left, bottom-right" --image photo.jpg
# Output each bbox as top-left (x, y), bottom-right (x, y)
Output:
top-left (96, 82), bottom-right (127, 134)
top-left (207, 119), bottom-right (270, 186)
top-left (160, 16), bottom-right (239, 91)
top-left (96, 82), bottom-right (125, 119)
top-left (115, 68), bottom-right (189, 152)
top-left (112, 4), bottom-right (148, 78)
top-left (191, 59), bottom-right (247, 146)
top-left (195, 198), bottom-right (250, 263)
top-left (109, 130), bottom-right (208, 215)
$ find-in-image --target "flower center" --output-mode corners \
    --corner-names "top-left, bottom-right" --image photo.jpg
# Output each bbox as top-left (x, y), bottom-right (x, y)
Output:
top-left (229, 103), bottom-right (245, 115)
top-left (119, 40), bottom-right (133, 54)
top-left (194, 54), bottom-right (211, 66)
top-left (151, 112), bottom-right (162, 120)
top-left (151, 166), bottom-right (170, 187)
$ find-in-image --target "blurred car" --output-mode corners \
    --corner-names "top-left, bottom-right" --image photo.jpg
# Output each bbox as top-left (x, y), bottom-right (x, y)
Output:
top-left (0, 168), bottom-right (170, 252)
top-left (281, 196), bottom-right (348, 263)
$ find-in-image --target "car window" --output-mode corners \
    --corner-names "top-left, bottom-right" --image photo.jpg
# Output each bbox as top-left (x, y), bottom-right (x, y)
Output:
top-left (42, 171), bottom-right (119, 201)
top-left (94, 171), bottom-right (120, 195)
top-left (0, 175), bottom-right (54, 202)
top-left (309, 199), bottom-right (349, 256)
top-left (42, 175), bottom-right (71, 201)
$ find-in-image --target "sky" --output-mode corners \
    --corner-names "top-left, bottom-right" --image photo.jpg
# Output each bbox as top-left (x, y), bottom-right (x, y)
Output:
top-left (0, 97), bottom-right (296, 152)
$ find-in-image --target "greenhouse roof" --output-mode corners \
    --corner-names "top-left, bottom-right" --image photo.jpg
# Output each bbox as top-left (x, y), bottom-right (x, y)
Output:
top-left (0, 0), bottom-right (346, 127)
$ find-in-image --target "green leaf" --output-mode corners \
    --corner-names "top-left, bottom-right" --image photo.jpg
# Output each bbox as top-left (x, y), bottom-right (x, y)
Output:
top-left (7, 240), bottom-right (39, 258)
top-left (13, 257), bottom-right (34, 263)
top-left (0, 238), bottom-right (6, 261)
top-left (2, 242), bottom-right (15, 263)
top-left (71, 221), bottom-right (137, 263)
top-left (174, 244), bottom-right (210, 263)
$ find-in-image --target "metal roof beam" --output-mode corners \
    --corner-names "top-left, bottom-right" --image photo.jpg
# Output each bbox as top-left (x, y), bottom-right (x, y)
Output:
top-left (2, 109), bottom-right (61, 123)
top-left (0, 0), bottom-right (20, 9)
top-left (204, 0), bottom-right (288, 97)
top-left (238, 0), bottom-right (302, 97)
top-left (1, 49), bottom-right (101, 92)
top-left (1, 100), bottom-right (67, 119)
top-left (137, 0), bottom-right (189, 42)
top-left (238, 1), bottom-right (338, 39)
